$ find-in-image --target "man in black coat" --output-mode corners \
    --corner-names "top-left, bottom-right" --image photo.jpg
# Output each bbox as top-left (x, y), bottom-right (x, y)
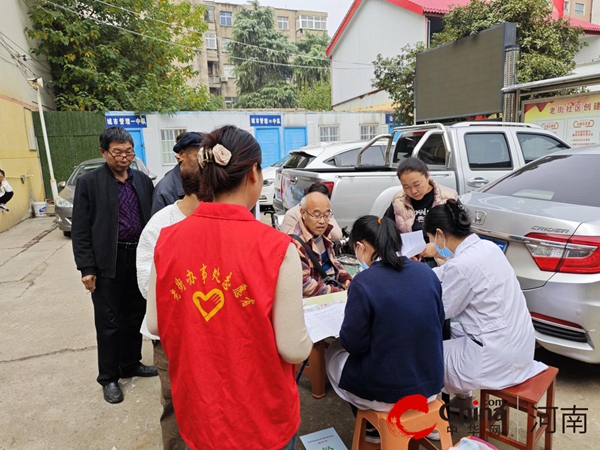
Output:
top-left (72, 127), bottom-right (158, 404)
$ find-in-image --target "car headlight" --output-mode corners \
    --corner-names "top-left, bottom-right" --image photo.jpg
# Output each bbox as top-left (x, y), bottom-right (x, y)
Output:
top-left (56, 196), bottom-right (73, 208)
top-left (263, 178), bottom-right (275, 187)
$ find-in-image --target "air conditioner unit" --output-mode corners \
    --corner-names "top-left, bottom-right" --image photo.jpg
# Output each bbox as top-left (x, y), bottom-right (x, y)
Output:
top-left (220, 76), bottom-right (228, 82)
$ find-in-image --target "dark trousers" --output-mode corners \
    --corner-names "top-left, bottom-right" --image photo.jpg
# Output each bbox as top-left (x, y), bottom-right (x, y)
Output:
top-left (92, 246), bottom-right (146, 385)
top-left (153, 340), bottom-right (188, 450)
top-left (0, 191), bottom-right (13, 204)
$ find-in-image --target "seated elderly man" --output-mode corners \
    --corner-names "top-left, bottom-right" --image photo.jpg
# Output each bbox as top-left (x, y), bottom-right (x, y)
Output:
top-left (279, 183), bottom-right (343, 242)
top-left (290, 191), bottom-right (352, 298)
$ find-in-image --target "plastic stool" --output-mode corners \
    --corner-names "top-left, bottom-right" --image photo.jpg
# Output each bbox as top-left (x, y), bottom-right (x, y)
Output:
top-left (479, 366), bottom-right (559, 450)
top-left (352, 399), bottom-right (453, 450)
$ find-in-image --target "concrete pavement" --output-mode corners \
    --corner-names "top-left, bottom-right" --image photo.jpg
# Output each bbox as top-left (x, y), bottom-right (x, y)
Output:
top-left (1, 217), bottom-right (599, 449)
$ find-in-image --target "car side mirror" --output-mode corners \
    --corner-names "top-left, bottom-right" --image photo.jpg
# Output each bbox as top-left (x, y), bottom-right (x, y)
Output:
top-left (58, 181), bottom-right (66, 189)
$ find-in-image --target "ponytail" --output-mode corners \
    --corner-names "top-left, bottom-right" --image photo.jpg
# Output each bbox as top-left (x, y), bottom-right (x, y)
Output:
top-left (350, 215), bottom-right (404, 271)
top-left (423, 199), bottom-right (472, 238)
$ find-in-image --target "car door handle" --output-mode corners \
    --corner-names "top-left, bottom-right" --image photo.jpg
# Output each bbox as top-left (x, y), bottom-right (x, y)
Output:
top-left (467, 177), bottom-right (489, 188)
top-left (289, 176), bottom-right (298, 185)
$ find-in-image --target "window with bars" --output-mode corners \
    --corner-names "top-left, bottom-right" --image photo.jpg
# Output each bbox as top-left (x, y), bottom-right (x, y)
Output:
top-left (360, 124), bottom-right (379, 141)
top-left (278, 16), bottom-right (289, 30)
top-left (205, 34), bottom-right (217, 50)
top-left (161, 129), bottom-right (187, 164)
top-left (319, 126), bottom-right (339, 142)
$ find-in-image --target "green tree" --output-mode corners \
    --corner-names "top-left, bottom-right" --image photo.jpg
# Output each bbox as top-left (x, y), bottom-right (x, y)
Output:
top-left (372, 0), bottom-right (584, 124)
top-left (372, 43), bottom-right (425, 125)
top-left (26, 0), bottom-right (219, 113)
top-left (293, 31), bottom-right (330, 88)
top-left (298, 80), bottom-right (331, 110)
top-left (229, 0), bottom-right (298, 108)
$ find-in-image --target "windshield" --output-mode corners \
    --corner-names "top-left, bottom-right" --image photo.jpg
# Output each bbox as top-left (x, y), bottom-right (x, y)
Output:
top-left (483, 154), bottom-right (600, 208)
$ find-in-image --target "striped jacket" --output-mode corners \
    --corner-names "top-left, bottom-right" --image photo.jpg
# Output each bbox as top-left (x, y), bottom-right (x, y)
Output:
top-left (290, 220), bottom-right (353, 298)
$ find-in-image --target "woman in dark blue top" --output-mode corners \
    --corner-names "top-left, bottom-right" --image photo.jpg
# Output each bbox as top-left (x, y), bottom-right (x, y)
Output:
top-left (326, 215), bottom-right (445, 422)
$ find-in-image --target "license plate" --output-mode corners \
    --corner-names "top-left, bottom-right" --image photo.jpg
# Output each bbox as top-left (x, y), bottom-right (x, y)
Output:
top-left (479, 235), bottom-right (508, 253)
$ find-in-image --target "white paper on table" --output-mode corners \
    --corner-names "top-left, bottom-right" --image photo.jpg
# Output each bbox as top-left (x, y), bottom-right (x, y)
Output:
top-left (400, 231), bottom-right (427, 258)
top-left (304, 302), bottom-right (346, 342)
top-left (300, 427), bottom-right (348, 450)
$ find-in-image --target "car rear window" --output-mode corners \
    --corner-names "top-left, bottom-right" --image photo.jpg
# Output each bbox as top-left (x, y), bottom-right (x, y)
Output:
top-left (483, 154), bottom-right (600, 207)
top-left (325, 145), bottom-right (386, 167)
top-left (283, 153), bottom-right (315, 169)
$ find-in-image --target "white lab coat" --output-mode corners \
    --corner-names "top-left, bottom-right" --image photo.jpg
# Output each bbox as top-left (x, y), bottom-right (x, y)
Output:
top-left (433, 234), bottom-right (547, 394)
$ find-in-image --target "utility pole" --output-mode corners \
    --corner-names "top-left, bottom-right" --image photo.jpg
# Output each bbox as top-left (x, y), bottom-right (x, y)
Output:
top-left (28, 77), bottom-right (58, 201)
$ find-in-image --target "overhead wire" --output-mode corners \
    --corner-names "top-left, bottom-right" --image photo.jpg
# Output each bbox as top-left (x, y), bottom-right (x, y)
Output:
top-left (0, 30), bottom-right (51, 73)
top-left (85, 0), bottom-right (373, 67)
top-left (36, 0), bottom-right (376, 71)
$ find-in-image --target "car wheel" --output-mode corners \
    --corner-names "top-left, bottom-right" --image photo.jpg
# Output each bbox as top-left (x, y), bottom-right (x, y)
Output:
top-left (63, 231), bottom-right (71, 238)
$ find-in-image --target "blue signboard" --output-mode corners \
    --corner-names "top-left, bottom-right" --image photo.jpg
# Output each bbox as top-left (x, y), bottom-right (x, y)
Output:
top-left (250, 115), bottom-right (282, 127)
top-left (385, 113), bottom-right (402, 125)
top-left (106, 115), bottom-right (147, 128)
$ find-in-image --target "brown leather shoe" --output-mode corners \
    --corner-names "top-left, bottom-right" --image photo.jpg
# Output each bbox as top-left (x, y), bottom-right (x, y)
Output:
top-left (103, 381), bottom-right (123, 403)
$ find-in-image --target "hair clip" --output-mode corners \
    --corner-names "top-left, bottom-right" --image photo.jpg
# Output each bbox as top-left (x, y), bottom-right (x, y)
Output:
top-left (198, 144), bottom-right (232, 169)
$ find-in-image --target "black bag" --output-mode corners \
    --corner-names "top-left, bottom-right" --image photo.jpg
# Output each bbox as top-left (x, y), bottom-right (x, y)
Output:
top-left (290, 234), bottom-right (345, 290)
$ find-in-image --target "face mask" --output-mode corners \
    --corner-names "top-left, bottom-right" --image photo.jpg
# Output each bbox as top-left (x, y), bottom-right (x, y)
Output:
top-left (355, 243), bottom-right (370, 272)
top-left (434, 233), bottom-right (454, 258)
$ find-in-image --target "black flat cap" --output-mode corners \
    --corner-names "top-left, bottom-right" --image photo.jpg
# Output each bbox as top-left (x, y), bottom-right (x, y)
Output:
top-left (173, 131), bottom-right (204, 153)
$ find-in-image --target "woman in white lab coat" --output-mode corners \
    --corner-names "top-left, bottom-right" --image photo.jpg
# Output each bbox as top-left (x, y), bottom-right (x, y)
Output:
top-left (423, 199), bottom-right (547, 405)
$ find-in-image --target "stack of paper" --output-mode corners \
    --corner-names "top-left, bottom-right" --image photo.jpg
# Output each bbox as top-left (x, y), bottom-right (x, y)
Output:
top-left (304, 303), bottom-right (346, 342)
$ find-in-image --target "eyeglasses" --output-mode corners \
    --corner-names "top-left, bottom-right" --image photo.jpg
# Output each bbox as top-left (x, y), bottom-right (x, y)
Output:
top-left (107, 149), bottom-right (135, 160)
top-left (305, 210), bottom-right (333, 222)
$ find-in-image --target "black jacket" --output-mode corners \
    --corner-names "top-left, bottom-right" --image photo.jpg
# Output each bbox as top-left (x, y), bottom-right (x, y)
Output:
top-left (72, 163), bottom-right (154, 278)
top-left (151, 163), bottom-right (183, 216)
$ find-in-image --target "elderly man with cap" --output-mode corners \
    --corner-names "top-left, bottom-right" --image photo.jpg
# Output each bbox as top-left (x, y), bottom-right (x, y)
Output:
top-left (151, 131), bottom-right (204, 215)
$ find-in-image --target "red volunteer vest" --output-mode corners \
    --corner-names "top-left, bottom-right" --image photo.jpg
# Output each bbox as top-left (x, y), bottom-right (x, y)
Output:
top-left (154, 202), bottom-right (298, 450)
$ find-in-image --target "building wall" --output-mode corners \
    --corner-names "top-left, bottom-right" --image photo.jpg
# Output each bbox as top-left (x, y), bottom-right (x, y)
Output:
top-left (564, 0), bottom-right (593, 22)
top-left (141, 111), bottom-right (389, 180)
top-left (0, 0), bottom-right (54, 232)
top-left (329, 0), bottom-right (426, 109)
top-left (191, 1), bottom-right (328, 106)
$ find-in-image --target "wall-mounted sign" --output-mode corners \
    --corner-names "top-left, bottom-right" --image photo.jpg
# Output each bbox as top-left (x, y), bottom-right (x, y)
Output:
top-left (523, 93), bottom-right (600, 147)
top-left (250, 115), bottom-right (282, 126)
top-left (105, 115), bottom-right (147, 128)
top-left (386, 113), bottom-right (402, 124)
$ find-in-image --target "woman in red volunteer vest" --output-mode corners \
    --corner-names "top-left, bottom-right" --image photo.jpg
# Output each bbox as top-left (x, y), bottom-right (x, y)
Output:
top-left (147, 125), bottom-right (313, 450)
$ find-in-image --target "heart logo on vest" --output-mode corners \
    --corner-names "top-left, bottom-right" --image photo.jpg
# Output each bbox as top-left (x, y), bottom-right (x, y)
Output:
top-left (192, 289), bottom-right (225, 322)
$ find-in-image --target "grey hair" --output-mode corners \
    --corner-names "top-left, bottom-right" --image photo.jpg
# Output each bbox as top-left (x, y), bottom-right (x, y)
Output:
top-left (300, 196), bottom-right (307, 209)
